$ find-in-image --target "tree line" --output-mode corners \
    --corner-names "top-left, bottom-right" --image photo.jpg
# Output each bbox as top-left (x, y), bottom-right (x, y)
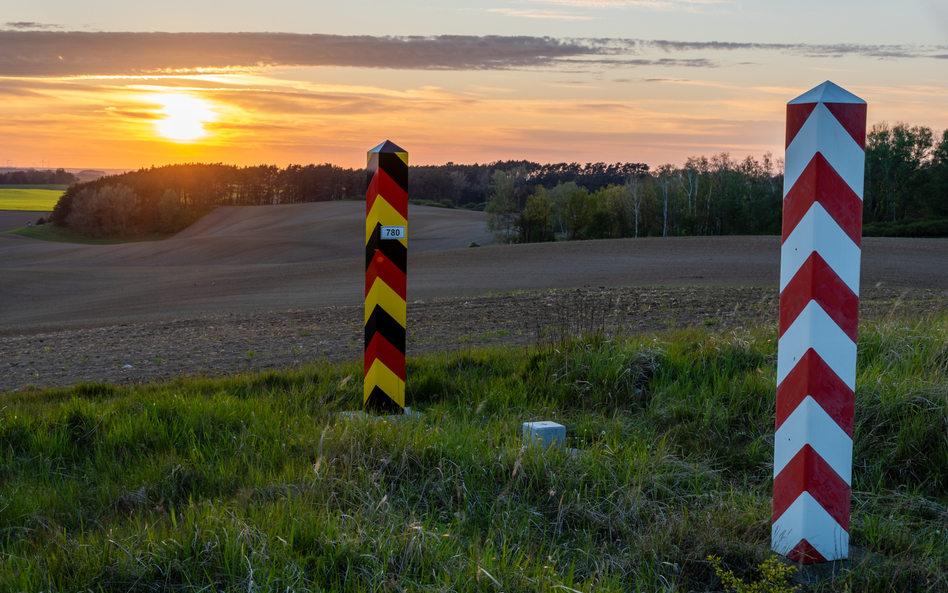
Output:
top-left (862, 123), bottom-right (948, 235)
top-left (486, 122), bottom-right (948, 243)
top-left (1, 168), bottom-right (77, 185)
top-left (486, 153), bottom-right (785, 242)
top-left (50, 163), bottom-right (365, 236)
top-left (48, 160), bottom-right (652, 237)
top-left (48, 121), bottom-right (948, 239)
top-left (409, 161), bottom-right (649, 206)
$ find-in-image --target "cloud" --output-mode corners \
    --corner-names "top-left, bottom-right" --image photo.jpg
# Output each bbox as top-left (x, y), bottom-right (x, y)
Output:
top-left (646, 39), bottom-right (947, 59)
top-left (526, 0), bottom-right (734, 10)
top-left (2, 22), bottom-right (63, 30)
top-left (0, 31), bottom-right (945, 78)
top-left (0, 32), bottom-right (604, 77)
top-left (487, 8), bottom-right (599, 20)
top-left (564, 57), bottom-right (718, 68)
top-left (0, 85), bottom-right (44, 98)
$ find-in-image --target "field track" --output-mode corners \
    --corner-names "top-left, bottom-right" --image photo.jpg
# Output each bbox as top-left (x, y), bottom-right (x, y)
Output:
top-left (2, 202), bottom-right (947, 391)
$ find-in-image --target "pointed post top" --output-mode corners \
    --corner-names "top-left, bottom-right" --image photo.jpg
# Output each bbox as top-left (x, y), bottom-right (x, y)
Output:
top-left (368, 140), bottom-right (407, 154)
top-left (788, 81), bottom-right (865, 105)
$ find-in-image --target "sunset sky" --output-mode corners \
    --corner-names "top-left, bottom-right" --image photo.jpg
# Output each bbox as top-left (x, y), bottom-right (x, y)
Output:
top-left (2, 0), bottom-right (947, 170)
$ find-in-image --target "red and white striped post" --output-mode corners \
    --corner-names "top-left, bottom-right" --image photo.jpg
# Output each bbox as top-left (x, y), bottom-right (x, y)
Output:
top-left (772, 81), bottom-right (866, 564)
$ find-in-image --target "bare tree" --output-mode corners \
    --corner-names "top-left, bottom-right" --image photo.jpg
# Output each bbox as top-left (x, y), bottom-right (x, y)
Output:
top-left (624, 175), bottom-right (644, 238)
top-left (655, 164), bottom-right (677, 237)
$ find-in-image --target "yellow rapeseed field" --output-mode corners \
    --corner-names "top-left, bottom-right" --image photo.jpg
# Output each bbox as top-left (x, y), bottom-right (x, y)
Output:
top-left (0, 188), bottom-right (63, 211)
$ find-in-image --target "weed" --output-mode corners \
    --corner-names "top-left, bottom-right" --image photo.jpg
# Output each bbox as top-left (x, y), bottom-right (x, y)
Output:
top-left (709, 555), bottom-right (800, 593)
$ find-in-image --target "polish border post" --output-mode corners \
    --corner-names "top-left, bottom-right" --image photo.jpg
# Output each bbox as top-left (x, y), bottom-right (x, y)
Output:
top-left (773, 81), bottom-right (866, 564)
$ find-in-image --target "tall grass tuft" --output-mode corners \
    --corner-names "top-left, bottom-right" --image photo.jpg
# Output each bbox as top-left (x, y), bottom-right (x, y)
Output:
top-left (0, 316), bottom-right (946, 591)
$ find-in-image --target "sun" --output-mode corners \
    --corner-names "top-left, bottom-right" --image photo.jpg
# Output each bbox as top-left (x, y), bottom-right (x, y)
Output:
top-left (154, 94), bottom-right (216, 142)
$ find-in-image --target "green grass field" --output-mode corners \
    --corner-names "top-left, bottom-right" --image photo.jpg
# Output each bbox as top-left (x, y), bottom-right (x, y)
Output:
top-left (0, 318), bottom-right (946, 591)
top-left (0, 187), bottom-right (64, 211)
top-left (0, 184), bottom-right (70, 191)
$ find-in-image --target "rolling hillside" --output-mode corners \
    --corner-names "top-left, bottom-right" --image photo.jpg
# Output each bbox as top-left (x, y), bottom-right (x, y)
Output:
top-left (1, 201), bottom-right (947, 330)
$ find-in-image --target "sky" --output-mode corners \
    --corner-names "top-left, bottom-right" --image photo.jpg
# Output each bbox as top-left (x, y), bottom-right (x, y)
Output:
top-left (1, 0), bottom-right (947, 170)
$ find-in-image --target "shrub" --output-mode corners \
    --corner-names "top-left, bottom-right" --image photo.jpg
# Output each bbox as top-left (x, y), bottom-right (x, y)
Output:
top-left (863, 217), bottom-right (948, 238)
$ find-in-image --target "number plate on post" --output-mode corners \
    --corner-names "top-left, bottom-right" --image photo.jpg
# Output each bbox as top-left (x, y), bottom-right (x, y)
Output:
top-left (381, 226), bottom-right (406, 240)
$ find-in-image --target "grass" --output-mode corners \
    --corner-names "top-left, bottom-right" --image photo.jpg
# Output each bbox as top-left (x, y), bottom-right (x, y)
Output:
top-left (0, 187), bottom-right (64, 211)
top-left (0, 316), bottom-right (946, 591)
top-left (7, 223), bottom-right (176, 245)
top-left (0, 184), bottom-right (71, 190)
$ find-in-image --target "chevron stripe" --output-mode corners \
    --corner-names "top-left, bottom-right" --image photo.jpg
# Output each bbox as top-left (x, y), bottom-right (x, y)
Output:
top-left (364, 358), bottom-right (405, 406)
top-left (786, 103), bottom-right (817, 148)
top-left (785, 539), bottom-right (828, 565)
top-left (366, 197), bottom-right (408, 244)
top-left (774, 395), bottom-right (853, 484)
top-left (367, 166), bottom-right (409, 219)
top-left (787, 103), bottom-right (865, 152)
top-left (365, 332), bottom-right (405, 380)
top-left (365, 386), bottom-right (405, 414)
top-left (824, 103), bottom-right (868, 150)
top-left (784, 103), bottom-right (865, 199)
top-left (787, 81), bottom-right (866, 147)
top-left (367, 148), bottom-right (409, 192)
top-left (365, 279), bottom-right (407, 327)
top-left (773, 444), bottom-right (851, 529)
top-left (780, 202), bottom-right (861, 295)
top-left (777, 302), bottom-right (856, 390)
top-left (782, 153), bottom-right (863, 247)
top-left (776, 349), bottom-right (854, 436)
top-left (366, 224), bottom-right (408, 273)
top-left (779, 252), bottom-right (859, 341)
top-left (365, 305), bottom-right (406, 354)
top-left (772, 492), bottom-right (849, 562)
top-left (366, 250), bottom-right (407, 300)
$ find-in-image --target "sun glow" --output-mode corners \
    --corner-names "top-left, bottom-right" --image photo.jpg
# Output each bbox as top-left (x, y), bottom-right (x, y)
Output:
top-left (154, 94), bottom-right (216, 141)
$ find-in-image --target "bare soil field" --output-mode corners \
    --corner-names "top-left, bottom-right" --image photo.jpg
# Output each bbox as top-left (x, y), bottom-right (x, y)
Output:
top-left (2, 202), bottom-right (947, 392)
top-left (0, 210), bottom-right (47, 231)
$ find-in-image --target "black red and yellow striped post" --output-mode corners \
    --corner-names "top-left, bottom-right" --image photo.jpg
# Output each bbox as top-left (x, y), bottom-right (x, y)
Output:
top-left (364, 140), bottom-right (408, 414)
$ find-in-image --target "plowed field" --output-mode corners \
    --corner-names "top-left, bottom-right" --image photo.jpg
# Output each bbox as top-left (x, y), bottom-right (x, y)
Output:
top-left (2, 202), bottom-right (947, 391)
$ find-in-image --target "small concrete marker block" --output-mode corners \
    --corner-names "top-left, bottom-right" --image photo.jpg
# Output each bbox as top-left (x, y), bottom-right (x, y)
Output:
top-left (523, 421), bottom-right (565, 450)
top-left (385, 407), bottom-right (423, 421)
top-left (338, 408), bottom-right (421, 423)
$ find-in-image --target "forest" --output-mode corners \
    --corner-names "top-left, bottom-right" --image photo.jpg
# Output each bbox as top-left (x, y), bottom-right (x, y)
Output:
top-left (0, 168), bottom-right (77, 185)
top-left (47, 122), bottom-right (948, 240)
top-left (484, 123), bottom-right (948, 242)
